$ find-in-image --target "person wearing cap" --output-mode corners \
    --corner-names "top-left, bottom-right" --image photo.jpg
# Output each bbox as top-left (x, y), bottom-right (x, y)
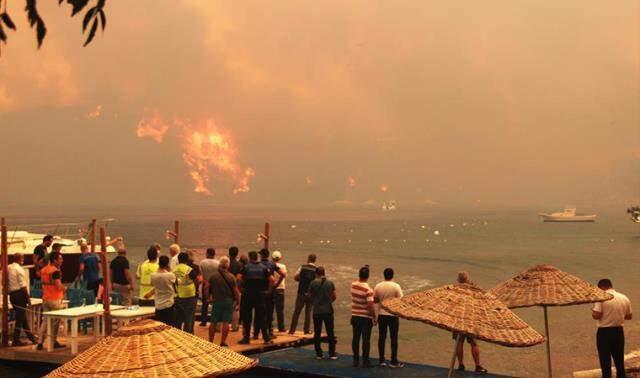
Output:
top-left (168, 244), bottom-right (180, 271)
top-left (271, 250), bottom-right (287, 333)
top-left (254, 248), bottom-right (286, 340)
top-left (592, 278), bottom-right (632, 378)
top-left (8, 253), bottom-right (38, 346)
top-left (350, 265), bottom-right (376, 368)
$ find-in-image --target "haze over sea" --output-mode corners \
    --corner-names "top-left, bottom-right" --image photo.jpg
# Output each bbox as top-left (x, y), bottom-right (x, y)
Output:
top-left (3, 204), bottom-right (638, 377)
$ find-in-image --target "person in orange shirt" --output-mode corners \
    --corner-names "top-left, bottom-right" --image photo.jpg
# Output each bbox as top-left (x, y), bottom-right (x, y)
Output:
top-left (36, 250), bottom-right (66, 350)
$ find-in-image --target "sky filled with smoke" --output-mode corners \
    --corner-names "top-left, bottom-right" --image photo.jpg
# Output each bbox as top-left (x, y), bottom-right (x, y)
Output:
top-left (1, 1), bottom-right (638, 208)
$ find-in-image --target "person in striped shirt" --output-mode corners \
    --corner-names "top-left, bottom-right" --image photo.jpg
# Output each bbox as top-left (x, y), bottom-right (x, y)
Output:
top-left (351, 265), bottom-right (377, 368)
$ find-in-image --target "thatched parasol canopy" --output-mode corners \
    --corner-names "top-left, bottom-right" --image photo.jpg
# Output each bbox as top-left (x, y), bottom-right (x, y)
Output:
top-left (46, 319), bottom-right (258, 378)
top-left (382, 282), bottom-right (545, 347)
top-left (490, 264), bottom-right (613, 309)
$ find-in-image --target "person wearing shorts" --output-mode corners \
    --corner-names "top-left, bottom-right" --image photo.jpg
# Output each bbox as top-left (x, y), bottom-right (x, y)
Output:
top-left (453, 271), bottom-right (487, 374)
top-left (208, 256), bottom-right (239, 346)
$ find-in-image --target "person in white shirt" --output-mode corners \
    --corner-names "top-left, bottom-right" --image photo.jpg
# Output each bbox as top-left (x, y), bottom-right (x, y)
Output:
top-left (168, 243), bottom-right (180, 271)
top-left (272, 251), bottom-right (287, 332)
top-left (199, 247), bottom-right (219, 326)
top-left (8, 253), bottom-right (38, 345)
top-left (374, 268), bottom-right (404, 368)
top-left (592, 279), bottom-right (632, 378)
top-left (145, 255), bottom-right (177, 326)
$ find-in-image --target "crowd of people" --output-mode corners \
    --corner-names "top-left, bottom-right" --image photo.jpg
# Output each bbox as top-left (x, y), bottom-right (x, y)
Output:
top-left (0, 233), bottom-right (632, 376)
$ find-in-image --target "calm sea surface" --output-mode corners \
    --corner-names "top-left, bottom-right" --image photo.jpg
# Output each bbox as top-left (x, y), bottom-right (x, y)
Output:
top-left (1, 205), bottom-right (638, 377)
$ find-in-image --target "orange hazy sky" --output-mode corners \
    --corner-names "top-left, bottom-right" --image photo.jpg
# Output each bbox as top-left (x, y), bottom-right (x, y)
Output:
top-left (1, 1), bottom-right (638, 207)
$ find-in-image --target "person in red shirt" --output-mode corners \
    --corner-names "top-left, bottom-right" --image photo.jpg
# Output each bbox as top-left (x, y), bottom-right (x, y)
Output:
top-left (36, 251), bottom-right (66, 350)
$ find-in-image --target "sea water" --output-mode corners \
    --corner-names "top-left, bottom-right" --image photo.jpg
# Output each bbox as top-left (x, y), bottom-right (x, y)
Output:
top-left (2, 205), bottom-right (638, 377)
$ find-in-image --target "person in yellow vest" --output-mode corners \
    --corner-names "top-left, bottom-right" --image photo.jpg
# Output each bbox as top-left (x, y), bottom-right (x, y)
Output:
top-left (136, 246), bottom-right (160, 306)
top-left (174, 252), bottom-right (199, 333)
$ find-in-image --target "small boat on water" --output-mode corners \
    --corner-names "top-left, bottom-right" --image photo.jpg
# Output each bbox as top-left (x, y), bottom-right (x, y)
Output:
top-left (537, 207), bottom-right (596, 222)
top-left (627, 206), bottom-right (640, 224)
top-left (382, 200), bottom-right (397, 211)
top-left (6, 222), bottom-right (117, 283)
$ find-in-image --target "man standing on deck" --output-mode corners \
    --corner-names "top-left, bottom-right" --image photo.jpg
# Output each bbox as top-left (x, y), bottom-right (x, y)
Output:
top-left (145, 255), bottom-right (176, 326)
top-left (174, 252), bottom-right (199, 333)
top-left (289, 254), bottom-right (317, 335)
top-left (168, 244), bottom-right (180, 271)
top-left (8, 253), bottom-right (38, 346)
top-left (36, 251), bottom-right (66, 350)
top-left (110, 248), bottom-right (133, 306)
top-left (228, 246), bottom-right (242, 331)
top-left (237, 250), bottom-right (273, 345)
top-left (78, 242), bottom-right (100, 297)
top-left (271, 251), bottom-right (287, 333)
top-left (255, 248), bottom-right (286, 340)
top-left (208, 256), bottom-right (239, 346)
top-left (374, 268), bottom-right (404, 368)
top-left (199, 247), bottom-right (219, 327)
top-left (308, 266), bottom-right (337, 360)
top-left (592, 278), bottom-right (632, 378)
top-left (136, 246), bottom-right (159, 306)
top-left (33, 234), bottom-right (53, 280)
top-left (351, 265), bottom-right (377, 368)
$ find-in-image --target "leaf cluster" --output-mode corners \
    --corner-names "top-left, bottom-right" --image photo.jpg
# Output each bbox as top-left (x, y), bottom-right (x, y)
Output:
top-left (0, 0), bottom-right (107, 55)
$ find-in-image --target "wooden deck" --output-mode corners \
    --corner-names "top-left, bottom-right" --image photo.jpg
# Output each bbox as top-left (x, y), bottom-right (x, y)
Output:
top-left (0, 324), bottom-right (319, 365)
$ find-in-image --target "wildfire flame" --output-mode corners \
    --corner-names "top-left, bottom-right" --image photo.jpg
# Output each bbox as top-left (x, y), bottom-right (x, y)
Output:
top-left (136, 115), bottom-right (254, 195)
top-left (347, 176), bottom-right (357, 188)
top-left (86, 105), bottom-right (102, 119)
top-left (136, 115), bottom-right (169, 143)
top-left (380, 184), bottom-right (389, 193)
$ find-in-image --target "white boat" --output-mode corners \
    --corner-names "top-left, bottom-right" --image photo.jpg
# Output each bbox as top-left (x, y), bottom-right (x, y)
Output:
top-left (537, 207), bottom-right (596, 222)
top-left (627, 206), bottom-right (640, 224)
top-left (6, 222), bottom-right (118, 283)
top-left (382, 200), bottom-right (397, 211)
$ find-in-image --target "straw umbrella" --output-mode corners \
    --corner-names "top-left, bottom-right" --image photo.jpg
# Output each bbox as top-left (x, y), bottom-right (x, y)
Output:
top-left (382, 282), bottom-right (545, 378)
top-left (490, 264), bottom-right (613, 378)
top-left (46, 319), bottom-right (258, 377)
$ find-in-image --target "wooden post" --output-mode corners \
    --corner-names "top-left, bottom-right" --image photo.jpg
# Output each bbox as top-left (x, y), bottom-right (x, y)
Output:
top-left (90, 219), bottom-right (97, 253)
top-left (174, 221), bottom-right (180, 244)
top-left (1, 218), bottom-right (8, 347)
top-left (544, 305), bottom-right (552, 378)
top-left (448, 333), bottom-right (463, 378)
top-left (263, 222), bottom-right (270, 250)
top-left (99, 226), bottom-right (112, 335)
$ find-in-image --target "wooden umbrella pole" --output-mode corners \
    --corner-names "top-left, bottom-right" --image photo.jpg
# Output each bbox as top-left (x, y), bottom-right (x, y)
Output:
top-left (544, 305), bottom-right (552, 378)
top-left (100, 226), bottom-right (112, 335)
top-left (263, 222), bottom-right (270, 250)
top-left (1, 219), bottom-right (8, 347)
top-left (448, 333), bottom-right (463, 378)
top-left (174, 220), bottom-right (180, 244)
top-left (90, 219), bottom-right (97, 253)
